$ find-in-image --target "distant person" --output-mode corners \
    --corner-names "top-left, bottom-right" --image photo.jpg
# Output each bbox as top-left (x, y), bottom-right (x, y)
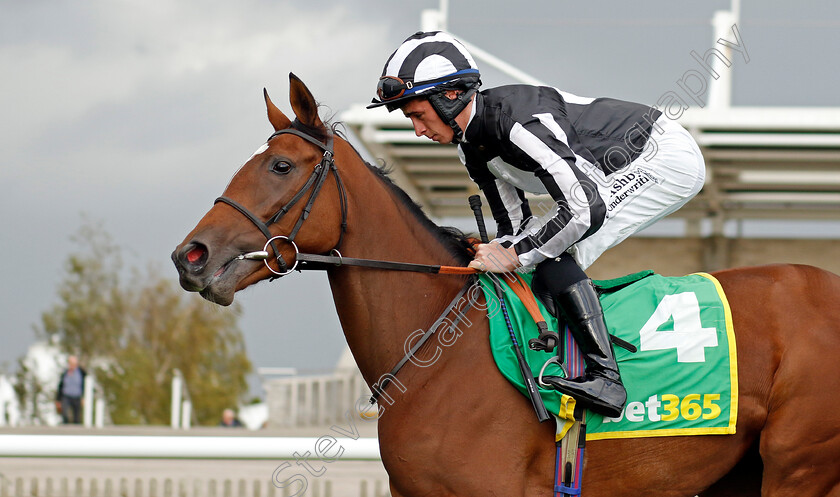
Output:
top-left (55, 355), bottom-right (86, 424)
top-left (219, 408), bottom-right (243, 427)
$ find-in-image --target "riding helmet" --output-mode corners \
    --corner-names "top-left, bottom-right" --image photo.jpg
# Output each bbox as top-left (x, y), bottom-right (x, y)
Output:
top-left (368, 31), bottom-right (481, 142)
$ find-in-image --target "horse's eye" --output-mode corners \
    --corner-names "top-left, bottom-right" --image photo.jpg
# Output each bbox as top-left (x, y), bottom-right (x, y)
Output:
top-left (269, 160), bottom-right (293, 175)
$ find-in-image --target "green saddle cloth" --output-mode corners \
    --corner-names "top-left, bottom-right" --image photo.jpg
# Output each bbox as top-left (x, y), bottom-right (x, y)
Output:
top-left (477, 271), bottom-right (738, 441)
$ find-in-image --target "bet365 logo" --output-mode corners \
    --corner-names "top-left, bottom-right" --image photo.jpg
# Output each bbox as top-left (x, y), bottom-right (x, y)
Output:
top-left (603, 393), bottom-right (722, 423)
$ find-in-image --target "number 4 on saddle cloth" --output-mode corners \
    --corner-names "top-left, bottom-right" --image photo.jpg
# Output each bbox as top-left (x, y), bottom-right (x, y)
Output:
top-left (476, 270), bottom-right (738, 442)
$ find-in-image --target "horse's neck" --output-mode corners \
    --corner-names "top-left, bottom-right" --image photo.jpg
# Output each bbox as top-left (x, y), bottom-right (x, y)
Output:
top-left (326, 157), bottom-right (470, 385)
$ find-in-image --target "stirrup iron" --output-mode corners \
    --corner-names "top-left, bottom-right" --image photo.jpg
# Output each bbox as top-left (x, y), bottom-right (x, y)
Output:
top-left (538, 356), bottom-right (568, 388)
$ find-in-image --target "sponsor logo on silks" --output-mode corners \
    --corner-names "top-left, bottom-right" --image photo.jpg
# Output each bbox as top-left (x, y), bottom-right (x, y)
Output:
top-left (602, 393), bottom-right (723, 424)
top-left (607, 168), bottom-right (659, 213)
top-left (635, 166), bottom-right (665, 185)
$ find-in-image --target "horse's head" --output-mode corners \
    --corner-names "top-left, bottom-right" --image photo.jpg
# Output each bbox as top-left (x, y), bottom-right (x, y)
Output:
top-left (172, 73), bottom-right (346, 305)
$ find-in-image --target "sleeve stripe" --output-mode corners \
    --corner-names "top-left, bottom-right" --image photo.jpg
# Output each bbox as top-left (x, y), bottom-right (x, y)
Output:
top-left (460, 143), bottom-right (531, 239)
top-left (506, 122), bottom-right (596, 266)
top-left (533, 113), bottom-right (601, 180)
top-left (479, 180), bottom-right (513, 236)
top-left (533, 112), bottom-right (607, 236)
top-left (495, 179), bottom-right (525, 233)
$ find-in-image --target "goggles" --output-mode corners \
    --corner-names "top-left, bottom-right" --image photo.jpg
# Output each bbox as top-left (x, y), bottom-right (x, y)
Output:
top-left (376, 76), bottom-right (415, 102)
top-left (375, 69), bottom-right (480, 103)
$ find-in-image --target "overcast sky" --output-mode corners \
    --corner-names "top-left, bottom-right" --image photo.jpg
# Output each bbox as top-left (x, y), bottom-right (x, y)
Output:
top-left (2, 0), bottom-right (838, 389)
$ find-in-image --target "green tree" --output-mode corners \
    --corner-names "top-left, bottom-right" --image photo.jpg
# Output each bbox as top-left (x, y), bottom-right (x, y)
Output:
top-left (36, 221), bottom-right (252, 425)
top-left (39, 221), bottom-right (124, 365)
top-left (14, 356), bottom-right (47, 425)
top-left (100, 269), bottom-right (252, 425)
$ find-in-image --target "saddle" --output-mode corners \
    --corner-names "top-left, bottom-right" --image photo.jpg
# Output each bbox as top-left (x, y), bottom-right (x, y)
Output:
top-left (479, 270), bottom-right (738, 440)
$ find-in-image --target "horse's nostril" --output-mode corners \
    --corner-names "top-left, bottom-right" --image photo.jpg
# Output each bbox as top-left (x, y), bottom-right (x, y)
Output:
top-left (180, 242), bottom-right (209, 269)
top-left (186, 246), bottom-right (205, 264)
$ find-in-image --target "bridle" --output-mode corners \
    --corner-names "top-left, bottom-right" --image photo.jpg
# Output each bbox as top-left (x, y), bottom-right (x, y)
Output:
top-left (214, 123), bottom-right (476, 278)
top-left (214, 123), bottom-right (348, 277)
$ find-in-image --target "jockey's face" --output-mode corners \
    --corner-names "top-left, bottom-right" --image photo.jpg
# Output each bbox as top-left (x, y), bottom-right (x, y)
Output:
top-left (401, 98), bottom-right (454, 145)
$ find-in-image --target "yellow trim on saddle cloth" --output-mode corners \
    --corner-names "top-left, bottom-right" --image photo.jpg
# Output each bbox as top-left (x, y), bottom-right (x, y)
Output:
top-left (481, 270), bottom-right (738, 441)
top-left (694, 272), bottom-right (739, 435)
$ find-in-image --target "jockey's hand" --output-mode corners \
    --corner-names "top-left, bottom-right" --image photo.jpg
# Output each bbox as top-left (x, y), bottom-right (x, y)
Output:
top-left (468, 242), bottom-right (520, 273)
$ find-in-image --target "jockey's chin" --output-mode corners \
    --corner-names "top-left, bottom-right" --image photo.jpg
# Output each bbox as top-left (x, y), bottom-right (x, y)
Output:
top-left (427, 131), bottom-right (454, 145)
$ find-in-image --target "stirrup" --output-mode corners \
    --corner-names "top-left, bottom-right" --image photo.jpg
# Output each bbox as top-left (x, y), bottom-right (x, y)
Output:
top-left (538, 356), bottom-right (569, 388)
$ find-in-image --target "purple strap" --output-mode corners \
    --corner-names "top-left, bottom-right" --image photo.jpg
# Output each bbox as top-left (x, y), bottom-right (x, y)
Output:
top-left (555, 324), bottom-right (586, 497)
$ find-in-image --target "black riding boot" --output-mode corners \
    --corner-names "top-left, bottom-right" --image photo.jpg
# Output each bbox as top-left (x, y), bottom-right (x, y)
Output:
top-left (541, 279), bottom-right (627, 418)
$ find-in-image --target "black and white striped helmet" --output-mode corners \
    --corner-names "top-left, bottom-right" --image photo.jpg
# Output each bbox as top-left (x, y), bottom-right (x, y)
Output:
top-left (368, 31), bottom-right (481, 111)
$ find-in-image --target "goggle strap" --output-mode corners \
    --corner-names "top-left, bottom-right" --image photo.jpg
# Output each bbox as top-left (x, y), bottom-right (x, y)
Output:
top-left (379, 69), bottom-right (479, 101)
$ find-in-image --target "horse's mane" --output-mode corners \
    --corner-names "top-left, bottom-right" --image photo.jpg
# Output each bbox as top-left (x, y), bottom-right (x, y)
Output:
top-left (331, 123), bottom-right (474, 266)
top-left (366, 162), bottom-right (474, 265)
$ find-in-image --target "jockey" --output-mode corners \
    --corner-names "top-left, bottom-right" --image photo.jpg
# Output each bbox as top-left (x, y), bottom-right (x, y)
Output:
top-left (367, 31), bottom-right (706, 418)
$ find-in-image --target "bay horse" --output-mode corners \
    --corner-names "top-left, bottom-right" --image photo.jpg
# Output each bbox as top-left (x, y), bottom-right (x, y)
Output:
top-left (172, 73), bottom-right (840, 496)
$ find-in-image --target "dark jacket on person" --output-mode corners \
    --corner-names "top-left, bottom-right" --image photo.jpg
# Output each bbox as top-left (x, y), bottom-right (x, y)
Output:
top-left (56, 367), bottom-right (87, 401)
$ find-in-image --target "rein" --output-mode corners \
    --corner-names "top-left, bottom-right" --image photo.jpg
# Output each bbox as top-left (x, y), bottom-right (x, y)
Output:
top-left (369, 277), bottom-right (479, 404)
top-left (287, 247), bottom-right (477, 275)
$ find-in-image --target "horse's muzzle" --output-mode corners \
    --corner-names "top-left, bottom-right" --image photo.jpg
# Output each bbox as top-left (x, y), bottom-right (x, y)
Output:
top-left (172, 241), bottom-right (211, 292)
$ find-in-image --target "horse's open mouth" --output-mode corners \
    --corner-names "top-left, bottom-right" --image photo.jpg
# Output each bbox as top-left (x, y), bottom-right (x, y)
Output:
top-left (198, 256), bottom-right (255, 306)
top-left (212, 257), bottom-right (236, 279)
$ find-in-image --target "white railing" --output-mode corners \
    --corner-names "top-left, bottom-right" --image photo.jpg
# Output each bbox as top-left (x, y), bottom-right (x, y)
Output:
top-left (0, 476), bottom-right (390, 497)
top-left (0, 434), bottom-right (387, 497)
top-left (264, 372), bottom-right (372, 428)
top-left (82, 374), bottom-right (108, 428)
top-left (0, 435), bottom-right (380, 459)
top-left (171, 369), bottom-right (193, 429)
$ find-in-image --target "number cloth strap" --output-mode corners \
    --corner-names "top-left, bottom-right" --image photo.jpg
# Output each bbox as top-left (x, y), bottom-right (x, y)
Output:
top-left (555, 410), bottom-right (586, 497)
top-left (477, 271), bottom-right (738, 441)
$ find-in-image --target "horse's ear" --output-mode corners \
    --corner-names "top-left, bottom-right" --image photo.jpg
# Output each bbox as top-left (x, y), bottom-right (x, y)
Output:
top-left (264, 88), bottom-right (292, 131)
top-left (288, 72), bottom-right (325, 131)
